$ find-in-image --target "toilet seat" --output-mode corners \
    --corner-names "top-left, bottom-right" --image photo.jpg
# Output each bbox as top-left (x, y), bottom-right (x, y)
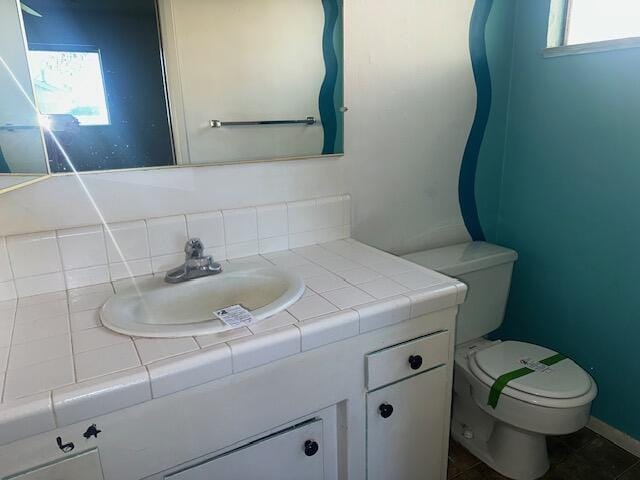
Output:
top-left (469, 341), bottom-right (597, 408)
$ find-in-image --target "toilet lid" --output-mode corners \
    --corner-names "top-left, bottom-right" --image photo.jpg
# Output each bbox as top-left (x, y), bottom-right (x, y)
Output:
top-left (471, 341), bottom-right (592, 399)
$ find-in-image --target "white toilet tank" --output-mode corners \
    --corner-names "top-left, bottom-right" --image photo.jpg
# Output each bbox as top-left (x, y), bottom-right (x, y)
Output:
top-left (403, 242), bottom-right (518, 345)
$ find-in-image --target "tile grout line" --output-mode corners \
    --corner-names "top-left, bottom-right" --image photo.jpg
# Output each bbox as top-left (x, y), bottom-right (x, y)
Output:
top-left (0, 305), bottom-right (17, 402)
top-left (64, 288), bottom-right (78, 385)
top-left (2, 237), bottom-right (18, 298)
top-left (99, 224), bottom-right (114, 285)
top-left (54, 230), bottom-right (70, 293)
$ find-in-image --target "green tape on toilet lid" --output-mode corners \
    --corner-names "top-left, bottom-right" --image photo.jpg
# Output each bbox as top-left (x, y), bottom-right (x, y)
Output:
top-left (487, 353), bottom-right (566, 409)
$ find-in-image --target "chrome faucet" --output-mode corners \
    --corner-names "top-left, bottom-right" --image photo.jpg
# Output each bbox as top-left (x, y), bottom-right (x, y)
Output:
top-left (165, 238), bottom-right (223, 284)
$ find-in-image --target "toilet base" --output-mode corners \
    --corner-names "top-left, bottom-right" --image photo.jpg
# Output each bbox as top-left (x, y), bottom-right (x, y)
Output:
top-left (451, 413), bottom-right (550, 480)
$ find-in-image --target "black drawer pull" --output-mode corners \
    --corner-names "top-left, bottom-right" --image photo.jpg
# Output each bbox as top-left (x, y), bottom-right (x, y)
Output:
top-left (408, 355), bottom-right (423, 370)
top-left (379, 403), bottom-right (394, 418)
top-left (304, 439), bottom-right (319, 457)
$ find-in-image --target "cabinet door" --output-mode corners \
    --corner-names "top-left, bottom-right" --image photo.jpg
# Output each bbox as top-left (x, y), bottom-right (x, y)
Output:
top-left (7, 449), bottom-right (104, 480)
top-left (367, 366), bottom-right (447, 480)
top-left (167, 420), bottom-right (324, 480)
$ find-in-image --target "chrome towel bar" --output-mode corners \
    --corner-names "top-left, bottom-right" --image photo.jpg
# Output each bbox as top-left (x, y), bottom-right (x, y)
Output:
top-left (209, 116), bottom-right (316, 128)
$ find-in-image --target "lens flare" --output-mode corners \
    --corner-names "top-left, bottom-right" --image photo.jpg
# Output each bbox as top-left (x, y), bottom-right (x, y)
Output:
top-left (1, 55), bottom-right (147, 299)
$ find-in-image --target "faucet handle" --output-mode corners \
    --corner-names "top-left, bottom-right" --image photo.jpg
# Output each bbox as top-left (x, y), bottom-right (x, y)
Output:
top-left (185, 238), bottom-right (205, 259)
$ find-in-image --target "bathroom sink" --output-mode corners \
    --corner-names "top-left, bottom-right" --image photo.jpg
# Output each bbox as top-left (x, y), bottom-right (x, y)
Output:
top-left (100, 265), bottom-right (305, 338)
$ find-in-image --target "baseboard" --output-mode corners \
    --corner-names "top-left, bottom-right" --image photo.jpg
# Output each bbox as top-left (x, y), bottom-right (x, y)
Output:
top-left (588, 416), bottom-right (640, 457)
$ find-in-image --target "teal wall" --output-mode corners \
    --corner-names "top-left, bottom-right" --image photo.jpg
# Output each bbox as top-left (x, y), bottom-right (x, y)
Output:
top-left (476, 0), bottom-right (640, 440)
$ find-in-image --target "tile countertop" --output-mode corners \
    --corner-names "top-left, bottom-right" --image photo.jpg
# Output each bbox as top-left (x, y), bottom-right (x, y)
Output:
top-left (0, 239), bottom-right (466, 446)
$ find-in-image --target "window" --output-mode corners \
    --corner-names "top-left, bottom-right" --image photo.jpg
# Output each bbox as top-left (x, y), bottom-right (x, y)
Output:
top-left (27, 49), bottom-right (110, 126)
top-left (547, 0), bottom-right (640, 54)
top-left (565, 0), bottom-right (640, 45)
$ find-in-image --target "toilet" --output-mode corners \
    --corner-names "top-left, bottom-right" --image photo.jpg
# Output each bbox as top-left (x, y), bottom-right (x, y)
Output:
top-left (403, 242), bottom-right (597, 480)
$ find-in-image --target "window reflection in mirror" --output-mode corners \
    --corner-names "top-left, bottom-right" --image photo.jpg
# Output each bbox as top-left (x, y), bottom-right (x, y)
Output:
top-left (20, 0), bottom-right (175, 172)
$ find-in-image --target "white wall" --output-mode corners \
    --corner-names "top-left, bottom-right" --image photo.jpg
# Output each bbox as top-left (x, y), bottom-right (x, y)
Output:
top-left (0, 0), bottom-right (477, 256)
top-left (343, 0), bottom-right (475, 254)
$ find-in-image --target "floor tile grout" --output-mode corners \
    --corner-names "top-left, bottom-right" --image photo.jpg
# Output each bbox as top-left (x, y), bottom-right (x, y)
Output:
top-left (615, 459), bottom-right (640, 479)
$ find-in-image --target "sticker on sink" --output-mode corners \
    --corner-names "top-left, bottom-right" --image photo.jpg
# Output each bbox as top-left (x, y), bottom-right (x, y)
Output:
top-left (214, 305), bottom-right (255, 327)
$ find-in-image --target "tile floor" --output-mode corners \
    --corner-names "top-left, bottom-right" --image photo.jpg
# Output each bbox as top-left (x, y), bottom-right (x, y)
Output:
top-left (448, 428), bottom-right (640, 479)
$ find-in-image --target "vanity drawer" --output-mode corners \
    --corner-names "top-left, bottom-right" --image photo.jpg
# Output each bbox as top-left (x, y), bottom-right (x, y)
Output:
top-left (366, 330), bottom-right (449, 390)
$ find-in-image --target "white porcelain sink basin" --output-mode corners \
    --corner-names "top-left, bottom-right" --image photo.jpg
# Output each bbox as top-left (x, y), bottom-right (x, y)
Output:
top-left (100, 265), bottom-right (305, 338)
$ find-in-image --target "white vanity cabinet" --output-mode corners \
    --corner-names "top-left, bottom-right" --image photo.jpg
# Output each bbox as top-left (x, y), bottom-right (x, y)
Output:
top-left (365, 331), bottom-right (451, 480)
top-left (0, 308), bottom-right (458, 480)
top-left (166, 420), bottom-right (324, 480)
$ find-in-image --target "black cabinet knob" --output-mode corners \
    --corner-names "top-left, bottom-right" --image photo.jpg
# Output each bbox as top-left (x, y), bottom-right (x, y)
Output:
top-left (408, 354), bottom-right (423, 370)
top-left (379, 403), bottom-right (394, 418)
top-left (304, 439), bottom-right (319, 457)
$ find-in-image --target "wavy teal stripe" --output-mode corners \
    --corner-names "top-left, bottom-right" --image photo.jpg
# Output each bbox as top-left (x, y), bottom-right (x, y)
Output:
top-left (319, 0), bottom-right (340, 155)
top-left (459, 0), bottom-right (494, 241)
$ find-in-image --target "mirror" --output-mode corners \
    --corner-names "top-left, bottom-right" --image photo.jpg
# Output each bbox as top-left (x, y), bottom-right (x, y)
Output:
top-left (160, 0), bottom-right (344, 164)
top-left (0, 0), bottom-right (344, 193)
top-left (0, 0), bottom-right (49, 192)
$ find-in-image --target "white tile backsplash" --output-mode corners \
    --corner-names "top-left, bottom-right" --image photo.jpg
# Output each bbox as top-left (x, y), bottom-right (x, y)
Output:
top-left (7, 231), bottom-right (61, 278)
top-left (57, 225), bottom-right (107, 270)
top-left (151, 253), bottom-right (184, 274)
top-left (259, 236), bottom-right (289, 254)
top-left (225, 240), bottom-right (259, 260)
top-left (64, 265), bottom-right (110, 289)
top-left (0, 195), bottom-right (350, 299)
top-left (316, 197), bottom-right (344, 229)
top-left (288, 231), bottom-right (317, 249)
top-left (186, 212), bottom-right (225, 248)
top-left (109, 258), bottom-right (152, 281)
top-left (257, 204), bottom-right (288, 239)
top-left (0, 281), bottom-right (16, 302)
top-left (105, 220), bottom-right (150, 263)
top-left (287, 200), bottom-right (317, 234)
top-left (0, 238), bottom-right (13, 282)
top-left (147, 216), bottom-right (188, 256)
top-left (223, 208), bottom-right (258, 244)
